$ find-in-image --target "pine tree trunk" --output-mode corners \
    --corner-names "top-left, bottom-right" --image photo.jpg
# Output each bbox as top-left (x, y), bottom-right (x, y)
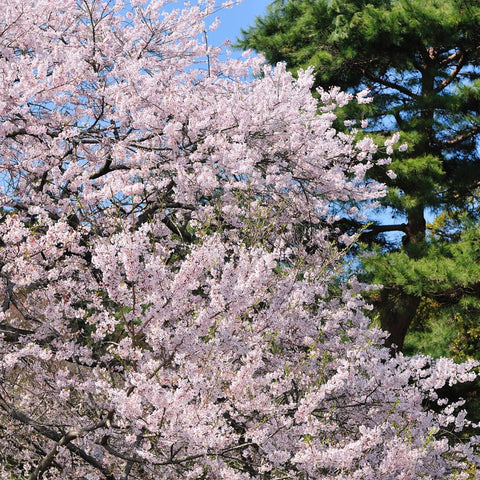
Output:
top-left (378, 209), bottom-right (425, 353)
top-left (379, 290), bottom-right (421, 353)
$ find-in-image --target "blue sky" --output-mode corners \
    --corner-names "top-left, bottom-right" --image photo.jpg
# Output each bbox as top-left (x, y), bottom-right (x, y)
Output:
top-left (158, 1), bottom-right (272, 58)
top-left (206, 0), bottom-right (272, 50)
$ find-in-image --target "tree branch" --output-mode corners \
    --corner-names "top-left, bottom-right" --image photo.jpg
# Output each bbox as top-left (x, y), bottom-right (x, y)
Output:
top-left (0, 396), bottom-right (117, 480)
top-left (28, 429), bottom-right (81, 480)
top-left (365, 72), bottom-right (418, 99)
top-left (89, 157), bottom-right (130, 180)
top-left (445, 125), bottom-right (480, 146)
top-left (0, 323), bottom-right (33, 342)
top-left (1, 271), bottom-right (14, 313)
top-left (435, 52), bottom-right (466, 93)
top-left (334, 218), bottom-right (408, 239)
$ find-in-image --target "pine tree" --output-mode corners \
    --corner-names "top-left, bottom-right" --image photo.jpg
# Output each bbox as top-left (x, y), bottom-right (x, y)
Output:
top-left (239, 0), bottom-right (480, 353)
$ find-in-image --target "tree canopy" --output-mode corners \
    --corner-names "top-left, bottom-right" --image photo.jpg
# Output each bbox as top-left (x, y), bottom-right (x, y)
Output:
top-left (239, 0), bottom-right (480, 353)
top-left (0, 1), bottom-right (479, 478)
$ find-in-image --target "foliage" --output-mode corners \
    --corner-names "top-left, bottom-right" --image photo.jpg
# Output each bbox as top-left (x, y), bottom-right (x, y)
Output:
top-left (0, 1), bottom-right (479, 479)
top-left (238, 0), bottom-right (480, 353)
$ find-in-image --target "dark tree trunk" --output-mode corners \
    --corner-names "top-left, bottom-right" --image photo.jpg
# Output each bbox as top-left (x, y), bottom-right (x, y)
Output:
top-left (379, 206), bottom-right (426, 354)
top-left (378, 289), bottom-right (421, 354)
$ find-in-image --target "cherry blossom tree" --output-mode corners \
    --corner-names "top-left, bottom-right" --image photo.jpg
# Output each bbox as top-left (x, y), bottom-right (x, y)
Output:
top-left (0, 1), bottom-right (478, 479)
